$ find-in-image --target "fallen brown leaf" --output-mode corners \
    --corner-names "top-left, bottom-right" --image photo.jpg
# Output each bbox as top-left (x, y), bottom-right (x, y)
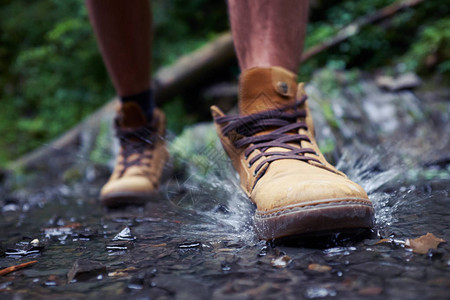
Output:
top-left (308, 264), bottom-right (332, 272)
top-left (427, 277), bottom-right (450, 286)
top-left (358, 287), bottom-right (383, 295)
top-left (63, 222), bottom-right (83, 229)
top-left (150, 243), bottom-right (167, 247)
top-left (115, 266), bottom-right (137, 272)
top-left (0, 260), bottom-right (38, 276)
top-left (108, 271), bottom-right (129, 277)
top-left (108, 267), bottom-right (137, 277)
top-left (43, 222), bottom-right (82, 231)
top-left (341, 277), bottom-right (358, 289)
top-left (405, 233), bottom-right (445, 254)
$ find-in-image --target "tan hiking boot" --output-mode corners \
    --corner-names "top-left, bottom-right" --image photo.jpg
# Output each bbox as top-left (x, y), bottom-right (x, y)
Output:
top-left (100, 102), bottom-right (168, 207)
top-left (211, 67), bottom-right (374, 240)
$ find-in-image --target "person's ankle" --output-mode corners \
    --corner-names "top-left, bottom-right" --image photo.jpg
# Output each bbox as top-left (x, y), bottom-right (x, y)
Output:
top-left (237, 66), bottom-right (298, 116)
top-left (120, 89), bottom-right (155, 122)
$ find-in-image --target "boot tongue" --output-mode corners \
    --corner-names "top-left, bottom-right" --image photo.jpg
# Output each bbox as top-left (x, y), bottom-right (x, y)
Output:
top-left (117, 102), bottom-right (148, 129)
top-left (238, 66), bottom-right (298, 116)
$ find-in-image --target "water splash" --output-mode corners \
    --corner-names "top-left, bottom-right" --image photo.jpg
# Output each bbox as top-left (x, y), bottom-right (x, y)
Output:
top-left (336, 144), bottom-right (401, 194)
top-left (165, 136), bottom-right (256, 243)
top-left (336, 144), bottom-right (404, 229)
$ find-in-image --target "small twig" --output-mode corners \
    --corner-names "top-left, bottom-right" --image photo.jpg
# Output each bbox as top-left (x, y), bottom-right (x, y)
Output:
top-left (0, 260), bottom-right (38, 276)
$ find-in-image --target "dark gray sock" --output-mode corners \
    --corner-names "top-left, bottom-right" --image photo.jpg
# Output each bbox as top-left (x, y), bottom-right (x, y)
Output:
top-left (120, 89), bottom-right (155, 122)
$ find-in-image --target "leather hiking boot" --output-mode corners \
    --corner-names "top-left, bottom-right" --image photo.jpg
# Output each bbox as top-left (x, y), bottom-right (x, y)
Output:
top-left (211, 67), bottom-right (374, 240)
top-left (100, 102), bottom-right (168, 207)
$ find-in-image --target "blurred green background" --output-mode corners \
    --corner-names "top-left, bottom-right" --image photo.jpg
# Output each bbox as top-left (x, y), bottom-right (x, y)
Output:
top-left (0, 0), bottom-right (448, 165)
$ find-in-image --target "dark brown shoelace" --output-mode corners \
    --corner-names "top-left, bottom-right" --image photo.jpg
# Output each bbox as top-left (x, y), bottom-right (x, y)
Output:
top-left (115, 119), bottom-right (157, 177)
top-left (215, 95), bottom-right (321, 180)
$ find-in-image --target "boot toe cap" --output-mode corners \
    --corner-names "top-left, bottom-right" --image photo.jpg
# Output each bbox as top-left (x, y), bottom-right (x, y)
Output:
top-left (100, 176), bottom-right (158, 207)
top-left (251, 168), bottom-right (373, 239)
top-left (252, 169), bottom-right (370, 213)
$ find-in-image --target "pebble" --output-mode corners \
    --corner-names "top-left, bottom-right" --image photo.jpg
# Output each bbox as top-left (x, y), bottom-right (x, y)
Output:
top-left (272, 255), bottom-right (292, 268)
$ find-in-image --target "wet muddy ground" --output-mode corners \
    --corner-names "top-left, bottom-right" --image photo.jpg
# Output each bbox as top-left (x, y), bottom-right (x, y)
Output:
top-left (1, 70), bottom-right (449, 299)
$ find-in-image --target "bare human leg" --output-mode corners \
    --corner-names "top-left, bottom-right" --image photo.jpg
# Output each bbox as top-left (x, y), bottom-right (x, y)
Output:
top-left (228, 0), bottom-right (309, 73)
top-left (86, 0), bottom-right (152, 97)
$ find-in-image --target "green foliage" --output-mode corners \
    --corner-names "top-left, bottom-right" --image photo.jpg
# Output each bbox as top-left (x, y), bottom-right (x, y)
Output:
top-left (162, 96), bottom-right (197, 133)
top-left (0, 0), bottom-right (113, 164)
top-left (152, 0), bottom-right (227, 68)
top-left (89, 120), bottom-right (114, 166)
top-left (402, 18), bottom-right (450, 74)
top-left (300, 0), bottom-right (450, 81)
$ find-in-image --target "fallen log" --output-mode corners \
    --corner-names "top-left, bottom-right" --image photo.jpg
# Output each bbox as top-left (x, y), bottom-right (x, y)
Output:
top-left (154, 32), bottom-right (235, 103)
top-left (8, 0), bottom-right (425, 171)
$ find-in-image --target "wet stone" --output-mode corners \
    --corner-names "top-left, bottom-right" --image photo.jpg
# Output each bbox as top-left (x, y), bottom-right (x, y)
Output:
top-left (112, 226), bottom-right (136, 241)
top-left (5, 240), bottom-right (44, 257)
top-left (258, 245), bottom-right (269, 257)
top-left (213, 204), bottom-right (230, 214)
top-left (0, 281), bottom-right (13, 290)
top-left (271, 255), bottom-right (292, 268)
top-left (220, 261), bottom-right (232, 272)
top-left (67, 259), bottom-right (107, 283)
top-left (150, 275), bottom-right (212, 299)
top-left (427, 249), bottom-right (446, 261)
top-left (323, 246), bottom-right (357, 257)
top-left (334, 248), bottom-right (381, 265)
top-left (375, 73), bottom-right (421, 91)
top-left (305, 286), bottom-right (337, 298)
top-left (127, 283), bottom-right (143, 291)
top-left (43, 227), bottom-right (74, 240)
top-left (135, 217), bottom-right (162, 223)
top-left (106, 241), bottom-right (134, 251)
top-left (351, 261), bottom-right (405, 277)
top-left (2, 203), bottom-right (20, 213)
top-left (178, 242), bottom-right (201, 249)
top-left (24, 268), bottom-right (68, 278)
top-left (178, 242), bottom-right (202, 255)
top-left (110, 218), bottom-right (136, 226)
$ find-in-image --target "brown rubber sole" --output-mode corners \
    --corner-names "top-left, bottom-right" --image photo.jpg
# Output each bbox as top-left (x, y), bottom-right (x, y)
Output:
top-left (254, 198), bottom-right (374, 240)
top-left (100, 191), bottom-right (159, 208)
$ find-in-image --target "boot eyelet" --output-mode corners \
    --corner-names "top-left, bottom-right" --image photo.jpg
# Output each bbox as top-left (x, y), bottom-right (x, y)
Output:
top-left (277, 81), bottom-right (289, 95)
